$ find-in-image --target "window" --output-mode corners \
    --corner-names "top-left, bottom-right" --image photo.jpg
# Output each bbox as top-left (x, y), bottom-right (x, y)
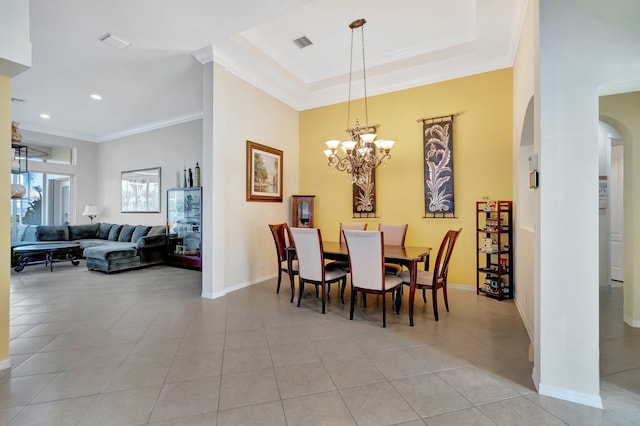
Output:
top-left (11, 172), bottom-right (71, 242)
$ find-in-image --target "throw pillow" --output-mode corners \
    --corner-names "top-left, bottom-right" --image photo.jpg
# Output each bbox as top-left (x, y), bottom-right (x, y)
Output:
top-left (69, 223), bottom-right (100, 240)
top-left (130, 225), bottom-right (151, 243)
top-left (97, 223), bottom-right (113, 239)
top-left (147, 225), bottom-right (166, 236)
top-left (36, 226), bottom-right (70, 241)
top-left (118, 225), bottom-right (136, 242)
top-left (108, 225), bottom-right (123, 241)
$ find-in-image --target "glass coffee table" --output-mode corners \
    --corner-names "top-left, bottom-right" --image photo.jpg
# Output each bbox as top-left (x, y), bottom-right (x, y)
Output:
top-left (13, 243), bottom-right (82, 272)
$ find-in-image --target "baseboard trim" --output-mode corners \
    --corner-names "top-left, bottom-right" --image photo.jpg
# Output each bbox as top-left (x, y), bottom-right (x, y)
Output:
top-left (0, 358), bottom-right (11, 371)
top-left (538, 382), bottom-right (603, 409)
top-left (201, 273), bottom-right (278, 299)
top-left (201, 290), bottom-right (225, 300)
top-left (448, 283), bottom-right (474, 291)
top-left (532, 366), bottom-right (540, 392)
top-left (624, 315), bottom-right (640, 328)
top-left (514, 296), bottom-right (534, 341)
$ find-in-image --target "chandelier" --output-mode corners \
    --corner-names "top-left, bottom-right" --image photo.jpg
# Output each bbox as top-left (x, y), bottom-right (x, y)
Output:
top-left (323, 18), bottom-right (395, 185)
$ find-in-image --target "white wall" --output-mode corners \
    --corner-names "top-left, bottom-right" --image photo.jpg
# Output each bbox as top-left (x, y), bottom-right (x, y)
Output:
top-left (530, 0), bottom-right (640, 408)
top-left (19, 130), bottom-right (98, 225)
top-left (95, 120), bottom-right (202, 225)
top-left (211, 64), bottom-right (299, 293)
top-left (512, 0), bottom-right (536, 342)
top-left (0, 0), bottom-right (30, 77)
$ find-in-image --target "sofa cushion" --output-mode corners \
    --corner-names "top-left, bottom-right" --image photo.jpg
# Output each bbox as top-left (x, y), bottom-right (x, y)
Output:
top-left (36, 226), bottom-right (69, 241)
top-left (21, 225), bottom-right (37, 242)
top-left (108, 225), bottom-right (123, 241)
top-left (131, 225), bottom-right (151, 243)
top-left (97, 223), bottom-right (113, 239)
top-left (118, 225), bottom-right (136, 242)
top-left (84, 244), bottom-right (137, 261)
top-left (69, 223), bottom-right (100, 240)
top-left (148, 225), bottom-right (166, 236)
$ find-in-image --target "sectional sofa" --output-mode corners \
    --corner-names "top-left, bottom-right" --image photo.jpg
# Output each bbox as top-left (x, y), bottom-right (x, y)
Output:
top-left (11, 223), bottom-right (167, 273)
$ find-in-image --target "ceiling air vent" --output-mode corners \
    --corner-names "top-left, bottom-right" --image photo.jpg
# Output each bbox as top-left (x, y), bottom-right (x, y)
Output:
top-left (99, 32), bottom-right (131, 50)
top-left (293, 36), bottom-right (313, 49)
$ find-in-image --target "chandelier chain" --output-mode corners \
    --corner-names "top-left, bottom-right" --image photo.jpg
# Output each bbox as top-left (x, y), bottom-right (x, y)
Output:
top-left (360, 25), bottom-right (369, 128)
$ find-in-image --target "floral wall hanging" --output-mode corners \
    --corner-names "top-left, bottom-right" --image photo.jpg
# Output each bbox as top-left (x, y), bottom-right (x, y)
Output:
top-left (423, 117), bottom-right (455, 217)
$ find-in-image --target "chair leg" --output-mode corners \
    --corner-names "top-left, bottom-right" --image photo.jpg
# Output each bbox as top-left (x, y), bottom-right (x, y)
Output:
top-left (395, 288), bottom-right (401, 314)
top-left (382, 292), bottom-right (386, 328)
top-left (432, 286), bottom-right (439, 321)
top-left (362, 293), bottom-right (367, 308)
top-left (443, 284), bottom-right (449, 311)
top-left (315, 286), bottom-right (319, 298)
top-left (289, 273), bottom-right (295, 304)
top-left (350, 288), bottom-right (356, 320)
top-left (276, 268), bottom-right (282, 293)
top-left (422, 288), bottom-right (426, 303)
top-left (340, 278), bottom-right (346, 304)
top-left (321, 283), bottom-right (326, 314)
top-left (297, 281), bottom-right (304, 307)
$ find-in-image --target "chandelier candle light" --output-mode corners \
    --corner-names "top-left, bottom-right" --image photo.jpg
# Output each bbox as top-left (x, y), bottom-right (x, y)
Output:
top-left (323, 18), bottom-right (395, 185)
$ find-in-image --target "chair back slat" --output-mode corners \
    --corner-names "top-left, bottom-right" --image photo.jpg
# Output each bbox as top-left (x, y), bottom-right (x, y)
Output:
top-left (290, 228), bottom-right (325, 282)
top-left (268, 223), bottom-right (288, 262)
top-left (377, 223), bottom-right (408, 246)
top-left (339, 223), bottom-right (367, 243)
top-left (433, 228), bottom-right (462, 282)
top-left (344, 230), bottom-right (385, 291)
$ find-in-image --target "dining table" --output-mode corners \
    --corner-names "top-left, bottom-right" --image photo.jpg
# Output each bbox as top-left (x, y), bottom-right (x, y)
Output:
top-left (288, 241), bottom-right (431, 326)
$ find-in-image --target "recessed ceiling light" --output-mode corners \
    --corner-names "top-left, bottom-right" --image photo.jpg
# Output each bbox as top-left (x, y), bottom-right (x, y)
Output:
top-left (91, 94), bottom-right (102, 100)
top-left (40, 113), bottom-right (50, 119)
top-left (99, 32), bottom-right (131, 50)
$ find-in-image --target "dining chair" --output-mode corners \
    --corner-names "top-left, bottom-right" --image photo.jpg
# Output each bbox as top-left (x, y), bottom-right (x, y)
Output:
top-left (327, 223), bottom-right (368, 271)
top-left (268, 223), bottom-right (298, 303)
top-left (399, 228), bottom-right (462, 321)
top-left (343, 230), bottom-right (403, 327)
top-left (378, 223), bottom-right (408, 275)
top-left (289, 227), bottom-right (347, 314)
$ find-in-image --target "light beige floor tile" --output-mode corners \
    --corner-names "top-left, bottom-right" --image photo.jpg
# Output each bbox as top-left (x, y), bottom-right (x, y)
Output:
top-left (282, 390), bottom-right (355, 426)
top-left (148, 376), bottom-right (220, 423)
top-left (9, 325), bottom-right (34, 340)
top-left (269, 341), bottom-right (319, 368)
top-left (218, 368), bottom-right (280, 411)
top-left (0, 406), bottom-right (23, 425)
top-left (10, 352), bottom-right (71, 377)
top-left (31, 366), bottom-right (116, 403)
top-left (222, 346), bottom-right (272, 375)
top-left (217, 400), bottom-right (285, 426)
top-left (310, 335), bottom-right (364, 360)
top-left (90, 326), bottom-right (147, 347)
top-left (177, 332), bottom-right (225, 355)
top-left (391, 373), bottom-right (472, 418)
top-left (339, 381), bottom-right (420, 426)
top-left (0, 373), bottom-right (59, 409)
top-left (524, 393), bottom-right (627, 426)
top-left (78, 385), bottom-right (161, 426)
top-left (38, 331), bottom-right (97, 352)
top-left (324, 355), bottom-right (386, 389)
top-left (104, 358), bottom-right (171, 392)
top-left (407, 344), bottom-right (471, 372)
top-left (7, 355), bottom-right (30, 370)
top-left (478, 396), bottom-right (565, 426)
top-left (149, 411), bottom-right (218, 425)
top-left (437, 367), bottom-right (520, 405)
top-left (423, 407), bottom-right (496, 426)
top-left (9, 336), bottom-right (56, 356)
top-left (274, 361), bottom-right (335, 399)
top-left (368, 348), bottom-right (432, 380)
top-left (265, 325), bottom-right (310, 345)
top-left (66, 343), bottom-right (134, 370)
top-left (17, 322), bottom-right (75, 338)
top-left (166, 350), bottom-right (223, 383)
top-left (224, 329), bottom-right (268, 350)
top-left (8, 396), bottom-right (95, 426)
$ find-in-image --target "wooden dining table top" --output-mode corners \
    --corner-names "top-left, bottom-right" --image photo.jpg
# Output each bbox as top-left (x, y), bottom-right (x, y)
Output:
top-left (321, 241), bottom-right (431, 264)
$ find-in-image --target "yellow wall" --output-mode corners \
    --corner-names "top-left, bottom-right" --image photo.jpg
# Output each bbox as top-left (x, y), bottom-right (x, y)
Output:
top-left (299, 68), bottom-right (513, 286)
top-left (0, 76), bottom-right (11, 363)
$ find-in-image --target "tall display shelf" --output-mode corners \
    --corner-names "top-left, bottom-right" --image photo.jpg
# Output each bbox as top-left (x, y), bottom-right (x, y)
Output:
top-left (166, 187), bottom-right (202, 270)
top-left (476, 200), bottom-right (513, 300)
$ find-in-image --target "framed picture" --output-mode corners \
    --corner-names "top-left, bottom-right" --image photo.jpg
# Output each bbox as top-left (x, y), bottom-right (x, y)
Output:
top-left (246, 141), bottom-right (283, 202)
top-left (121, 167), bottom-right (161, 212)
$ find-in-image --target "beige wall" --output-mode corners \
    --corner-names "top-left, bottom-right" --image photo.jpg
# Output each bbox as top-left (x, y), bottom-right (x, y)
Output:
top-left (0, 76), bottom-right (11, 366)
top-left (95, 120), bottom-right (202, 225)
top-left (211, 65), bottom-right (299, 292)
top-left (299, 68), bottom-right (514, 287)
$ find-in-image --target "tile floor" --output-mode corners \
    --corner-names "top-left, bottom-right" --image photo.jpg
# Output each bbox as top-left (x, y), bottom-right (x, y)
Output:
top-left (4, 262), bottom-right (640, 425)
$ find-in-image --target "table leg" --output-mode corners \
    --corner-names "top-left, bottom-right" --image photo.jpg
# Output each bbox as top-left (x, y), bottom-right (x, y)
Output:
top-left (47, 251), bottom-right (54, 272)
top-left (408, 260), bottom-right (417, 327)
